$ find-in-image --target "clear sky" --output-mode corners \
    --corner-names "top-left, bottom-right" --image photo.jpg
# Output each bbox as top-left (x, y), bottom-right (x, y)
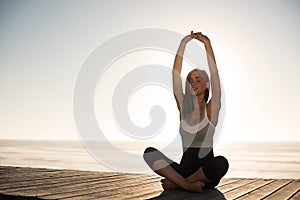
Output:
top-left (1, 0), bottom-right (299, 142)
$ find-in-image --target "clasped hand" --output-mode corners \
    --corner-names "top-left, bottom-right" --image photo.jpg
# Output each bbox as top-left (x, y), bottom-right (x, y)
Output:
top-left (181, 31), bottom-right (210, 45)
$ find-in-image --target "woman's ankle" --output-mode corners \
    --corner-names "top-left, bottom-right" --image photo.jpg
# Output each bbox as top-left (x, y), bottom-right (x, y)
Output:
top-left (185, 181), bottom-right (204, 193)
top-left (186, 177), bottom-right (194, 183)
top-left (182, 181), bottom-right (191, 191)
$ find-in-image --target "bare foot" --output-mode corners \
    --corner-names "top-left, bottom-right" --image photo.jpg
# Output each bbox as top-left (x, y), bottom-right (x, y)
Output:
top-left (186, 181), bottom-right (205, 193)
top-left (161, 178), bottom-right (179, 190)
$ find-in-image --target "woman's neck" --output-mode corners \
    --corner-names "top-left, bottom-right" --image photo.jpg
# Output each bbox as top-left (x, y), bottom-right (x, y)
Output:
top-left (193, 95), bottom-right (206, 109)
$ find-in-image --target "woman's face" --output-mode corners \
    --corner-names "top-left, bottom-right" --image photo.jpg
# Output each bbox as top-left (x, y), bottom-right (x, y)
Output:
top-left (187, 70), bottom-right (207, 96)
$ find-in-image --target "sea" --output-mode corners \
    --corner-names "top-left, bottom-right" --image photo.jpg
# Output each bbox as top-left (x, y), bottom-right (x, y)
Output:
top-left (0, 140), bottom-right (299, 179)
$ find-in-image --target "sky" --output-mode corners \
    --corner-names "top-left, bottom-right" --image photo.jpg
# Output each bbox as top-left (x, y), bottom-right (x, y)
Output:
top-left (0, 0), bottom-right (300, 142)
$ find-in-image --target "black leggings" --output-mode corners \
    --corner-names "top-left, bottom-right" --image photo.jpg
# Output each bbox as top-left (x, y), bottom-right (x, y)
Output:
top-left (143, 147), bottom-right (229, 189)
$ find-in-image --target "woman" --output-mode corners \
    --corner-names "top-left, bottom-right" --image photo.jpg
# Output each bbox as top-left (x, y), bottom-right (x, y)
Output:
top-left (143, 31), bottom-right (229, 193)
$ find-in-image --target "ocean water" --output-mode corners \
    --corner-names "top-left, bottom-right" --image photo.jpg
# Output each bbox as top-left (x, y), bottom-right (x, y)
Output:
top-left (0, 140), bottom-right (299, 179)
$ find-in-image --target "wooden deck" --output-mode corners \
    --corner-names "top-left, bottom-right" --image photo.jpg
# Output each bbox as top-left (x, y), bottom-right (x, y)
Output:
top-left (0, 166), bottom-right (299, 200)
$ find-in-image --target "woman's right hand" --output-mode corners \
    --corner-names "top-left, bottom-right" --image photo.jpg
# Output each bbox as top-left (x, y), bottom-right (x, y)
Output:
top-left (181, 31), bottom-right (194, 45)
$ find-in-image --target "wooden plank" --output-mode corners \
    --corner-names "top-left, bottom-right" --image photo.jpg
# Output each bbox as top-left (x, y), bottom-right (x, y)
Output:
top-left (7, 175), bottom-right (148, 198)
top-left (40, 175), bottom-right (158, 199)
top-left (0, 168), bottom-right (118, 185)
top-left (0, 172), bottom-right (126, 192)
top-left (217, 178), bottom-right (257, 193)
top-left (0, 173), bottom-right (107, 190)
top-left (106, 179), bottom-right (162, 199)
top-left (85, 176), bottom-right (160, 199)
top-left (90, 179), bottom-right (162, 200)
top-left (235, 179), bottom-right (292, 200)
top-left (60, 180), bottom-right (158, 200)
top-left (223, 179), bottom-right (273, 199)
top-left (217, 178), bottom-right (242, 187)
top-left (0, 170), bottom-right (67, 182)
top-left (290, 189), bottom-right (300, 200)
top-left (0, 166), bottom-right (57, 173)
top-left (66, 176), bottom-right (160, 199)
top-left (51, 174), bottom-right (159, 199)
top-left (263, 180), bottom-right (300, 200)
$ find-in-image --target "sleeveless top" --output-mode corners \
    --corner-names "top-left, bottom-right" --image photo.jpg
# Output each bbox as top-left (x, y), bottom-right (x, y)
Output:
top-left (179, 108), bottom-right (215, 148)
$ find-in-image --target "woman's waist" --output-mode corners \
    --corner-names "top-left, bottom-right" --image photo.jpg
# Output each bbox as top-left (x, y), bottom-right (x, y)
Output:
top-left (180, 131), bottom-right (214, 149)
top-left (182, 147), bottom-right (214, 159)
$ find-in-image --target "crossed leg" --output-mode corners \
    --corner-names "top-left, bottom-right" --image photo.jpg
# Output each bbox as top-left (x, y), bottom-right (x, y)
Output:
top-left (151, 159), bottom-right (205, 193)
top-left (143, 147), bottom-right (229, 192)
top-left (161, 166), bottom-right (211, 190)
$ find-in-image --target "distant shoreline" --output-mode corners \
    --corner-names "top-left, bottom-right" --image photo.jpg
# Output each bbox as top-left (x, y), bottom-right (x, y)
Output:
top-left (1, 140), bottom-right (300, 179)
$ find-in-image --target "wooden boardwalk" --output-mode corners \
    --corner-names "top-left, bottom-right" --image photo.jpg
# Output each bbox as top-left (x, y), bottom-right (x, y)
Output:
top-left (0, 166), bottom-right (299, 200)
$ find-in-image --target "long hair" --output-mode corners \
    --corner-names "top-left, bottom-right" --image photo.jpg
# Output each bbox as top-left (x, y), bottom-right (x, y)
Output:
top-left (182, 69), bottom-right (209, 118)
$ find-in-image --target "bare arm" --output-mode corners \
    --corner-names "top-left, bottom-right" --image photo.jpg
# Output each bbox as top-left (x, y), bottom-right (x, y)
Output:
top-left (194, 33), bottom-right (221, 125)
top-left (173, 33), bottom-right (193, 112)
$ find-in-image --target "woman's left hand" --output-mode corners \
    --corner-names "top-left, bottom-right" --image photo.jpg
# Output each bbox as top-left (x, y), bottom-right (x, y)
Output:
top-left (193, 32), bottom-right (211, 44)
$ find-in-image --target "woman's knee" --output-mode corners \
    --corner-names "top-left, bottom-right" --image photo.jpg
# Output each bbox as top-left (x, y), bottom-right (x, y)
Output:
top-left (202, 156), bottom-right (229, 183)
top-left (143, 147), bottom-right (157, 159)
top-left (144, 147), bottom-right (157, 154)
top-left (215, 156), bottom-right (229, 174)
top-left (143, 147), bottom-right (159, 166)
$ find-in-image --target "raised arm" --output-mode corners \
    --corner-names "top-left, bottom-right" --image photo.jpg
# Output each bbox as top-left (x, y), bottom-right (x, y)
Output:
top-left (173, 33), bottom-right (193, 112)
top-left (194, 32), bottom-right (221, 125)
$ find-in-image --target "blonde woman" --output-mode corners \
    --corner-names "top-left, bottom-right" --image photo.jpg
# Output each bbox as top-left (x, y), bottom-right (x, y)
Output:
top-left (143, 31), bottom-right (229, 193)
